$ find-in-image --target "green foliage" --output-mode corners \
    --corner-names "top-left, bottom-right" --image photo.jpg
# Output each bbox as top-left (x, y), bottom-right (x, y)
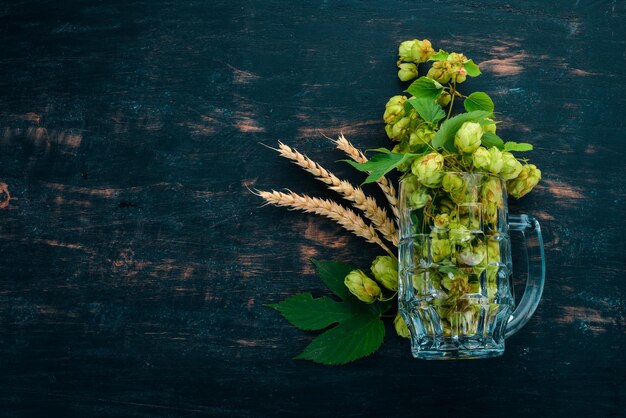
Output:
top-left (407, 98), bottom-right (446, 126)
top-left (266, 259), bottom-right (392, 365)
top-left (463, 60), bottom-right (481, 77)
top-left (405, 76), bottom-right (443, 100)
top-left (481, 132), bottom-right (505, 149)
top-left (429, 49), bottom-right (449, 61)
top-left (464, 92), bottom-right (494, 113)
top-left (266, 293), bottom-right (355, 331)
top-left (343, 151), bottom-right (419, 184)
top-left (504, 141), bottom-right (534, 152)
top-left (431, 111), bottom-right (491, 151)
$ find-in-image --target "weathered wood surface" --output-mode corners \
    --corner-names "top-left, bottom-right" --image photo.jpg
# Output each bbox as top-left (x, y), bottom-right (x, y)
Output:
top-left (0, 0), bottom-right (624, 416)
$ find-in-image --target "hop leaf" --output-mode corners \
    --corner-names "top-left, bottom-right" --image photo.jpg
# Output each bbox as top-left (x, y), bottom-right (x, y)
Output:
top-left (463, 59), bottom-right (481, 77)
top-left (407, 98), bottom-right (446, 126)
top-left (342, 150), bottom-right (420, 184)
top-left (267, 259), bottom-right (393, 365)
top-left (464, 92), bottom-right (494, 113)
top-left (405, 76), bottom-right (444, 100)
top-left (504, 141), bottom-right (534, 152)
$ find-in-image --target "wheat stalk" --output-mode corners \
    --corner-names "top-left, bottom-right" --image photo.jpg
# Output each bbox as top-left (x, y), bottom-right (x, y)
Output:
top-left (254, 189), bottom-right (395, 258)
top-left (334, 134), bottom-right (400, 220)
top-left (274, 142), bottom-right (397, 246)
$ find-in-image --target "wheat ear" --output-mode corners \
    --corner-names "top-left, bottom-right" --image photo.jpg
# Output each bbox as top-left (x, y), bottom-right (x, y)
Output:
top-left (334, 134), bottom-right (400, 221)
top-left (254, 189), bottom-right (395, 258)
top-left (275, 142), bottom-right (397, 247)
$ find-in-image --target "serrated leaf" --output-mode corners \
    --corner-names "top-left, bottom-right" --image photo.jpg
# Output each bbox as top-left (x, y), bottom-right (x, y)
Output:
top-left (431, 111), bottom-right (491, 151)
top-left (429, 49), bottom-right (449, 61)
top-left (481, 132), bottom-right (505, 149)
top-left (405, 76), bottom-right (443, 100)
top-left (463, 60), bottom-right (481, 77)
top-left (268, 259), bottom-right (393, 365)
top-left (266, 293), bottom-right (355, 331)
top-left (310, 259), bottom-right (355, 301)
top-left (294, 314), bottom-right (385, 365)
top-left (407, 98), bottom-right (446, 125)
top-left (504, 142), bottom-right (533, 152)
top-left (343, 152), bottom-right (413, 184)
top-left (464, 92), bottom-right (494, 113)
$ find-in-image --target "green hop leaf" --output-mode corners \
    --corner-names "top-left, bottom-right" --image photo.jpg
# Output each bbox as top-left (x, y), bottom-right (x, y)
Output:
top-left (312, 259), bottom-right (355, 300)
top-left (343, 150), bottom-right (419, 184)
top-left (266, 292), bottom-right (355, 331)
top-left (464, 92), bottom-right (494, 113)
top-left (503, 141), bottom-right (533, 152)
top-left (267, 259), bottom-right (392, 365)
top-left (463, 59), bottom-right (481, 77)
top-left (429, 49), bottom-right (449, 61)
top-left (405, 76), bottom-right (444, 100)
top-left (431, 111), bottom-right (491, 151)
top-left (294, 315), bottom-right (385, 365)
top-left (481, 132), bottom-right (505, 149)
top-left (407, 98), bottom-right (446, 126)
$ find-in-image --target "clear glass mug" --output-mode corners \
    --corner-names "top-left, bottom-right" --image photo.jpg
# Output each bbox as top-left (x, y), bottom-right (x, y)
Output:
top-left (398, 172), bottom-right (545, 360)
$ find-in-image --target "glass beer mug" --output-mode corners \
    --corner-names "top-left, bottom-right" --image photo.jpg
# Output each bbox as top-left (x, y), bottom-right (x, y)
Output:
top-left (398, 172), bottom-right (545, 359)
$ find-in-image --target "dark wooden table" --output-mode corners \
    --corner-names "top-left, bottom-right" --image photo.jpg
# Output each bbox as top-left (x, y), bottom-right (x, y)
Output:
top-left (1, 1), bottom-right (624, 417)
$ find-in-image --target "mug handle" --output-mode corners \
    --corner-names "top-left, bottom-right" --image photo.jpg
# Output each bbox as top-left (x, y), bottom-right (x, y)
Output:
top-left (504, 214), bottom-right (546, 338)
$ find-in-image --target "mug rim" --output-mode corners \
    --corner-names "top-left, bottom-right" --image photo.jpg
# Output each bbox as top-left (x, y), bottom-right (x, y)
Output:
top-left (399, 171), bottom-right (505, 183)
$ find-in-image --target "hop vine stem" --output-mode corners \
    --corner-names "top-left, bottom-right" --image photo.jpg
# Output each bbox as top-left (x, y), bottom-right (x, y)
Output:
top-left (447, 80), bottom-right (457, 119)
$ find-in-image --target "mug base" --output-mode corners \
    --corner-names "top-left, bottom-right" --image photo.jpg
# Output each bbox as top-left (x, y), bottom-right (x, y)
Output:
top-left (412, 347), bottom-right (504, 360)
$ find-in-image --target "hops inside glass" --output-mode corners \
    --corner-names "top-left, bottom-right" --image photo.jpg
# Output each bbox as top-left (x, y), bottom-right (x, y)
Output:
top-left (398, 172), bottom-right (545, 359)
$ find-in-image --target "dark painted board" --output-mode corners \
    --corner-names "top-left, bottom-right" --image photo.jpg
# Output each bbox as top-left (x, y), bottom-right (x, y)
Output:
top-left (0, 0), bottom-right (624, 417)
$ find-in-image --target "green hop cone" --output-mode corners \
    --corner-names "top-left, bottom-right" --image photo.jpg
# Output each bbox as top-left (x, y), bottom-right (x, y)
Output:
top-left (486, 147), bottom-right (504, 174)
top-left (500, 152), bottom-right (523, 180)
top-left (436, 91), bottom-right (452, 107)
top-left (442, 272), bottom-right (470, 294)
top-left (408, 126), bottom-right (435, 149)
top-left (397, 63), bottom-right (419, 81)
top-left (454, 122), bottom-right (483, 154)
top-left (449, 225), bottom-right (472, 244)
top-left (370, 255), bottom-right (398, 291)
top-left (344, 269), bottom-right (382, 304)
top-left (385, 124), bottom-right (394, 139)
top-left (383, 95), bottom-right (407, 125)
top-left (481, 177), bottom-right (503, 204)
top-left (411, 152), bottom-right (445, 188)
top-left (447, 53), bottom-right (469, 84)
top-left (394, 313), bottom-right (410, 338)
top-left (457, 243), bottom-right (486, 267)
top-left (402, 174), bottom-right (431, 208)
top-left (409, 186), bottom-right (431, 208)
top-left (430, 237), bottom-right (451, 263)
top-left (410, 39), bottom-right (435, 63)
top-left (434, 213), bottom-right (450, 229)
top-left (398, 40), bottom-right (418, 62)
top-left (391, 116), bottom-right (411, 141)
top-left (480, 177), bottom-right (504, 224)
top-left (472, 147), bottom-right (491, 171)
top-left (442, 172), bottom-right (466, 203)
top-left (427, 60), bottom-right (452, 84)
top-left (507, 164), bottom-right (541, 198)
top-left (453, 67), bottom-right (468, 84)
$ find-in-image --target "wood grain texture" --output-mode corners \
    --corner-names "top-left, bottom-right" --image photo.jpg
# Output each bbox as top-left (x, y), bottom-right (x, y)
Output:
top-left (0, 0), bottom-right (624, 416)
